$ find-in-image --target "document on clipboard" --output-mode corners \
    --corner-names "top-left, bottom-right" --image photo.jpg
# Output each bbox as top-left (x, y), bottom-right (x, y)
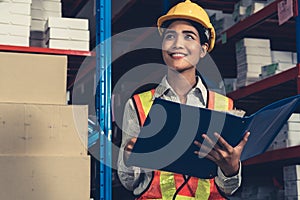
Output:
top-left (127, 95), bottom-right (300, 179)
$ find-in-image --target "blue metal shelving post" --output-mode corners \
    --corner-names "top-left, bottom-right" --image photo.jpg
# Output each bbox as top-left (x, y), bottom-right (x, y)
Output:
top-left (297, 0), bottom-right (300, 63)
top-left (96, 0), bottom-right (112, 200)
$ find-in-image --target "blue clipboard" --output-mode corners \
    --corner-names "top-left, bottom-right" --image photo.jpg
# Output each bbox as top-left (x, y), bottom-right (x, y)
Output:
top-left (127, 95), bottom-right (300, 179)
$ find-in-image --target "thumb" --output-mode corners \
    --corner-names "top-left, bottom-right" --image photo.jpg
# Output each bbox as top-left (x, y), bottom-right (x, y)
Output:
top-left (237, 131), bottom-right (250, 149)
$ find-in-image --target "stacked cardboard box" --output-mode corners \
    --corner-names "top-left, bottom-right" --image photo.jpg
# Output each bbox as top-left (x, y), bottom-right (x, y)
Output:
top-left (30, 0), bottom-right (62, 47)
top-left (261, 50), bottom-right (297, 78)
top-left (45, 17), bottom-right (90, 51)
top-left (269, 113), bottom-right (300, 150)
top-left (0, 52), bottom-right (90, 200)
top-left (223, 78), bottom-right (237, 93)
top-left (244, 1), bottom-right (266, 18)
top-left (284, 165), bottom-right (300, 199)
top-left (233, 0), bottom-right (267, 22)
top-left (235, 38), bottom-right (272, 87)
top-left (0, 0), bottom-right (31, 46)
top-left (209, 11), bottom-right (234, 37)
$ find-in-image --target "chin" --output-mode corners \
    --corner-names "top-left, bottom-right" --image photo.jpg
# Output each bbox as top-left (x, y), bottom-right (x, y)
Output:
top-left (168, 65), bottom-right (194, 73)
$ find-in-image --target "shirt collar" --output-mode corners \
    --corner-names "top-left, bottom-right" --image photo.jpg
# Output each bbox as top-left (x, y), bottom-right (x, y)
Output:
top-left (153, 75), bottom-right (207, 100)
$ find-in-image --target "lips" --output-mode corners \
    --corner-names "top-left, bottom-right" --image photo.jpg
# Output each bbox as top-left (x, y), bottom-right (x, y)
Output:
top-left (169, 52), bottom-right (187, 59)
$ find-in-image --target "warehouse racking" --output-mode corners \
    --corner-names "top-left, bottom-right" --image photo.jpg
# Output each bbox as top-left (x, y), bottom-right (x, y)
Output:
top-left (1, 0), bottom-right (299, 199)
top-left (111, 0), bottom-right (300, 199)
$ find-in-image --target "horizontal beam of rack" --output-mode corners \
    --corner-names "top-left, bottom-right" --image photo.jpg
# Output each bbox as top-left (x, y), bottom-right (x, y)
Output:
top-left (228, 64), bottom-right (300, 100)
top-left (0, 45), bottom-right (94, 57)
top-left (219, 0), bottom-right (298, 43)
top-left (243, 145), bottom-right (300, 165)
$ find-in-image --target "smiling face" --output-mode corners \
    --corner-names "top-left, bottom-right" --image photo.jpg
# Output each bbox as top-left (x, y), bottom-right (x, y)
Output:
top-left (162, 20), bottom-right (208, 73)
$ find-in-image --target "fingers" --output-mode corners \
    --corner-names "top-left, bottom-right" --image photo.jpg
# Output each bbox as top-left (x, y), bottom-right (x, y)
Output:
top-left (194, 147), bottom-right (217, 162)
top-left (213, 132), bottom-right (232, 151)
top-left (194, 140), bottom-right (220, 161)
top-left (237, 131), bottom-right (250, 149)
top-left (201, 134), bottom-right (222, 150)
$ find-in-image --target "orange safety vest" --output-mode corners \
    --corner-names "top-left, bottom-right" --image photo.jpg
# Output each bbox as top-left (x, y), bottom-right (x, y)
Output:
top-left (132, 89), bottom-right (234, 200)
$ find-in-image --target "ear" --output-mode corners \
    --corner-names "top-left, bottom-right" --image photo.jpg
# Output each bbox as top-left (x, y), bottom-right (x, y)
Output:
top-left (200, 43), bottom-right (209, 58)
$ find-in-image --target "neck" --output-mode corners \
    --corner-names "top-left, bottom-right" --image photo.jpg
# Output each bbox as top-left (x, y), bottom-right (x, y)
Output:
top-left (167, 69), bottom-right (197, 98)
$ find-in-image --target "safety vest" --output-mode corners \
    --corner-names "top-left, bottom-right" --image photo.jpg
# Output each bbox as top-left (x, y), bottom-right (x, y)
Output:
top-left (132, 89), bottom-right (234, 200)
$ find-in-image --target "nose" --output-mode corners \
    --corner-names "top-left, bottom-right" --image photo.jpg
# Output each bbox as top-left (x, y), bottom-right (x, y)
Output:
top-left (172, 35), bottom-right (184, 49)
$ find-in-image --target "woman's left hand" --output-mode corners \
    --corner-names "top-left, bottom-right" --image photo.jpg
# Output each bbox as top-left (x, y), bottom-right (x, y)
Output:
top-left (194, 131), bottom-right (250, 177)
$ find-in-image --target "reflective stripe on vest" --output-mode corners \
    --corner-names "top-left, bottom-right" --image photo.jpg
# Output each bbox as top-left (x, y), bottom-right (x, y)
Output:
top-left (208, 91), bottom-right (233, 111)
top-left (133, 89), bottom-right (155, 126)
top-left (133, 90), bottom-right (233, 200)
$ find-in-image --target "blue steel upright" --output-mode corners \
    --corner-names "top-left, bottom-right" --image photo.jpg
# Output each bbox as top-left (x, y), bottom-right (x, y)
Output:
top-left (297, 0), bottom-right (300, 63)
top-left (95, 0), bottom-right (112, 200)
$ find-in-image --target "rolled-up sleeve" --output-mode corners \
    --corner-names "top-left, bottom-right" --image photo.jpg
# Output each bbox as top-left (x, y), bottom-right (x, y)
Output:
top-left (214, 161), bottom-right (242, 195)
top-left (117, 99), bottom-right (152, 195)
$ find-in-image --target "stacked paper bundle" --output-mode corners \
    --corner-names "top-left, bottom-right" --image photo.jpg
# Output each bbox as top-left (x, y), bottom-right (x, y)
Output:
top-left (0, 52), bottom-right (90, 200)
top-left (233, 0), bottom-right (267, 22)
top-left (269, 113), bottom-right (300, 150)
top-left (45, 17), bottom-right (90, 51)
top-left (30, 0), bottom-right (61, 47)
top-left (261, 50), bottom-right (296, 78)
top-left (284, 165), bottom-right (300, 200)
top-left (235, 38), bottom-right (272, 88)
top-left (208, 10), bottom-right (234, 37)
top-left (0, 0), bottom-right (31, 46)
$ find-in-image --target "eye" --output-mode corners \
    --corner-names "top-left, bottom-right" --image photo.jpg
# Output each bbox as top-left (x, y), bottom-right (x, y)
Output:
top-left (185, 34), bottom-right (195, 40)
top-left (164, 33), bottom-right (175, 40)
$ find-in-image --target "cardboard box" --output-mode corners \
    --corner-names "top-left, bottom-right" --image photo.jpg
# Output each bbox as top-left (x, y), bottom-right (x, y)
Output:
top-left (0, 35), bottom-right (29, 46)
top-left (272, 50), bottom-right (294, 63)
top-left (0, 24), bottom-right (30, 37)
top-left (31, 8), bottom-right (62, 20)
top-left (238, 63), bottom-right (266, 73)
top-left (287, 122), bottom-right (300, 131)
top-left (237, 71), bottom-right (259, 78)
top-left (0, 2), bottom-right (31, 15)
top-left (0, 103), bottom-right (88, 155)
top-left (289, 113), bottom-right (300, 122)
top-left (0, 52), bottom-right (67, 104)
top-left (1, 0), bottom-right (31, 3)
top-left (245, 2), bottom-right (266, 17)
top-left (31, 0), bottom-right (62, 12)
top-left (46, 17), bottom-right (89, 30)
top-left (236, 54), bottom-right (272, 65)
top-left (293, 52), bottom-right (298, 64)
top-left (47, 39), bottom-right (89, 51)
top-left (236, 46), bottom-right (271, 56)
top-left (236, 38), bottom-right (271, 49)
top-left (31, 19), bottom-right (46, 31)
top-left (272, 51), bottom-right (294, 64)
top-left (46, 27), bottom-right (90, 41)
top-left (0, 13), bottom-right (31, 26)
top-left (30, 38), bottom-right (47, 47)
top-left (0, 155), bottom-right (90, 200)
top-left (30, 30), bottom-right (46, 40)
top-left (285, 180), bottom-right (300, 196)
top-left (273, 137), bottom-right (300, 149)
top-left (284, 165), bottom-right (300, 181)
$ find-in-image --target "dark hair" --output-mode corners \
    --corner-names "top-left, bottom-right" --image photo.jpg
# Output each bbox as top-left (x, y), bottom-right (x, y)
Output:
top-left (161, 19), bottom-right (210, 45)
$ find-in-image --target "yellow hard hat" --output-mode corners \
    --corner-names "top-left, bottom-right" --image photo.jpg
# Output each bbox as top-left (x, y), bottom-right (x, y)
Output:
top-left (157, 0), bottom-right (216, 52)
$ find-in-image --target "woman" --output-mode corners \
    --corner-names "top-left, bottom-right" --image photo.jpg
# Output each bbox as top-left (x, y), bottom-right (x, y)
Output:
top-left (118, 1), bottom-right (249, 199)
